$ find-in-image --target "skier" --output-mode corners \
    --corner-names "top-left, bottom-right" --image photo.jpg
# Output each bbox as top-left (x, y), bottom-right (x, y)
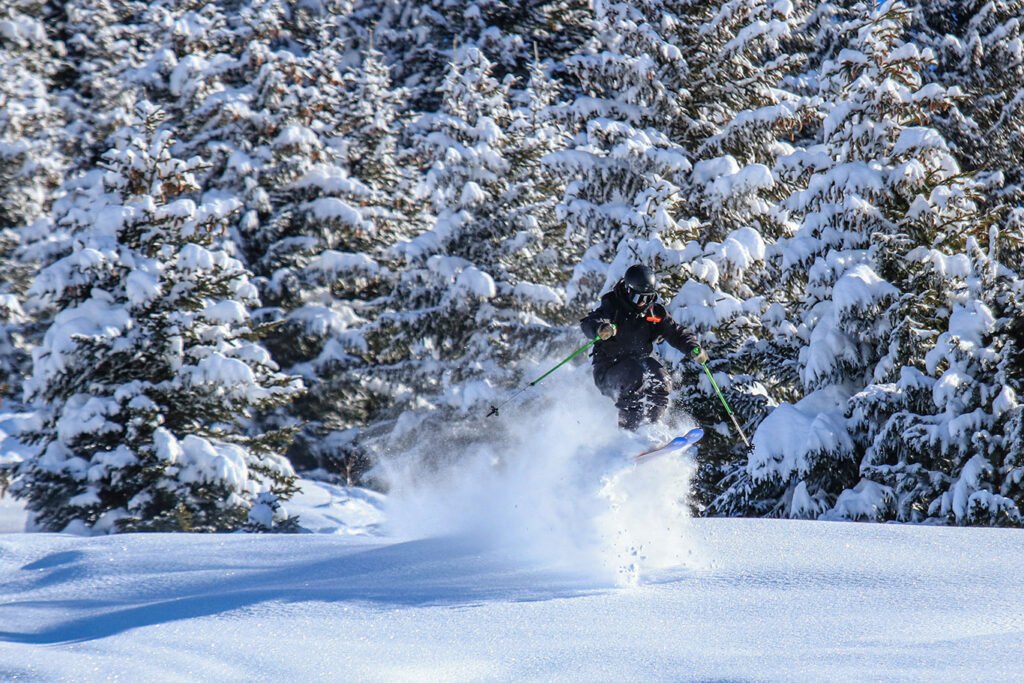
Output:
top-left (581, 264), bottom-right (708, 431)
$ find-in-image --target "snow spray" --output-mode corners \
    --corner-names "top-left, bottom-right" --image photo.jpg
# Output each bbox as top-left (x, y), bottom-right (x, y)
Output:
top-left (377, 362), bottom-right (704, 586)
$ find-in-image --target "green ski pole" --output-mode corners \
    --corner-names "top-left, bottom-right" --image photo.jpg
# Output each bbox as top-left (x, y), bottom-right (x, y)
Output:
top-left (693, 348), bottom-right (751, 448)
top-left (486, 328), bottom-right (611, 418)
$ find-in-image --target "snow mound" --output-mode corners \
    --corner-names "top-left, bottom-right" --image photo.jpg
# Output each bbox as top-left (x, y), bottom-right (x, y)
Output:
top-left (287, 479), bottom-right (386, 536)
top-left (0, 475), bottom-right (384, 537)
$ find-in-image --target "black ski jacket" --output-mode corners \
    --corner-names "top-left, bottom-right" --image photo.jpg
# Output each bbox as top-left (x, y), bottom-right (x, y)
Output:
top-left (580, 282), bottom-right (699, 369)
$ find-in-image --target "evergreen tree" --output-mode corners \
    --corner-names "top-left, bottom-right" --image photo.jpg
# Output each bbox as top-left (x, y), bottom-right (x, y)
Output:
top-left (0, 0), bottom-right (66, 230)
top-left (661, 0), bottom-right (818, 511)
top-left (56, 0), bottom-right (155, 165)
top-left (347, 0), bottom-right (592, 110)
top-left (364, 46), bottom-right (571, 451)
top-left (258, 41), bottom-right (419, 482)
top-left (715, 1), bottom-right (990, 519)
top-left (904, 0), bottom-right (1024, 204)
top-left (11, 105), bottom-right (301, 533)
top-left (851, 227), bottom-right (1024, 525)
top-left (134, 1), bottom-right (373, 482)
top-left (0, 0), bottom-right (70, 402)
top-left (550, 0), bottom-right (694, 308)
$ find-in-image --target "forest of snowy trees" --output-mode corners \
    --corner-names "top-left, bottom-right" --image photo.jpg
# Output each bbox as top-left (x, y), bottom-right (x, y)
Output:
top-left (0, 0), bottom-right (1021, 532)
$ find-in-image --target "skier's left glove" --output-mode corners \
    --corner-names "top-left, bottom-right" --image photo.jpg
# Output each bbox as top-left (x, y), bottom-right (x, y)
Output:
top-left (691, 346), bottom-right (709, 365)
top-left (596, 321), bottom-right (617, 340)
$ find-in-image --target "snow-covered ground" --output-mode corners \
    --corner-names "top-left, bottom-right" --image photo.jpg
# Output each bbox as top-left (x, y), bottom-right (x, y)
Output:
top-left (1, 510), bottom-right (1022, 682)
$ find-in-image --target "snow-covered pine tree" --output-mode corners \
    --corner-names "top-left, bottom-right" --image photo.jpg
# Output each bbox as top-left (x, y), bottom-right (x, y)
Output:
top-left (370, 46), bottom-right (518, 423)
top-left (346, 0), bottom-right (591, 110)
top-left (848, 225), bottom-right (1024, 525)
top-left (653, 0), bottom-right (818, 512)
top-left (993, 210), bottom-right (1024, 518)
top-left (131, 1), bottom-right (364, 482)
top-left (0, 1), bottom-right (69, 402)
top-left (703, 0), bottom-right (861, 516)
top-left (364, 46), bottom-right (571, 450)
top-left (144, 0), bottom-right (293, 249)
top-left (56, 0), bottom-right (155, 166)
top-left (838, 3), bottom-right (1024, 525)
top-left (0, 0), bottom-right (66, 231)
top-left (0, 228), bottom-right (41, 404)
top-left (716, 1), bottom-right (990, 520)
top-left (903, 0), bottom-right (1024, 205)
top-left (8, 0), bottom-right (182, 399)
top-left (499, 57), bottom-right (574, 323)
top-left (791, 0), bottom-right (856, 67)
top-left (549, 0), bottom-right (694, 307)
top-left (11, 105), bottom-right (302, 533)
top-left (256, 39), bottom-right (419, 482)
top-left (461, 54), bottom-right (576, 394)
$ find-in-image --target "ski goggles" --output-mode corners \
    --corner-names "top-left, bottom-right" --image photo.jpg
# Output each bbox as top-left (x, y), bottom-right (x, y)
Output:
top-left (627, 288), bottom-right (656, 309)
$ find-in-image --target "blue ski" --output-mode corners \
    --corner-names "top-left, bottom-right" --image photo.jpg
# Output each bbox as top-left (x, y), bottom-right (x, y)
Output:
top-left (633, 427), bottom-right (704, 462)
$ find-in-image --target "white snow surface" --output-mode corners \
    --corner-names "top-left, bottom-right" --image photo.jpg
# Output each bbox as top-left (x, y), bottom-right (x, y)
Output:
top-left (1, 375), bottom-right (1022, 681)
top-left (1, 510), bottom-right (1021, 681)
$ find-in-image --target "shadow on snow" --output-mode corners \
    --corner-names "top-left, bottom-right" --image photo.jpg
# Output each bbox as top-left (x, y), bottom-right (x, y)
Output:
top-left (0, 535), bottom-right (609, 645)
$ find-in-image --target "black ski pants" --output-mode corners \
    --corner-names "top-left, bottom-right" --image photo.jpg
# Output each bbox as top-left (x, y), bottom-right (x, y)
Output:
top-left (593, 356), bottom-right (671, 431)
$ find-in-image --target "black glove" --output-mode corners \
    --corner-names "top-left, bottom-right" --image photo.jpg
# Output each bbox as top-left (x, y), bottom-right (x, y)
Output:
top-left (597, 321), bottom-right (617, 340)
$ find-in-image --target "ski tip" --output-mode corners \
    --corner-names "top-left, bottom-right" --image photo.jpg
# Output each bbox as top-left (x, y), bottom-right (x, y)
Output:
top-left (682, 427), bottom-right (704, 443)
top-left (667, 428), bottom-right (702, 448)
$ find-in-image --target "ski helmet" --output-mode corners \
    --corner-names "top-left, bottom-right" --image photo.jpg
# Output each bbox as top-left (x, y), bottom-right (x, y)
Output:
top-left (623, 264), bottom-right (657, 309)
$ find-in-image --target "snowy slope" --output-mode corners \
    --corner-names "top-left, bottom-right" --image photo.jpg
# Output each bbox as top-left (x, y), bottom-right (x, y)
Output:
top-left (1, 518), bottom-right (1022, 682)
